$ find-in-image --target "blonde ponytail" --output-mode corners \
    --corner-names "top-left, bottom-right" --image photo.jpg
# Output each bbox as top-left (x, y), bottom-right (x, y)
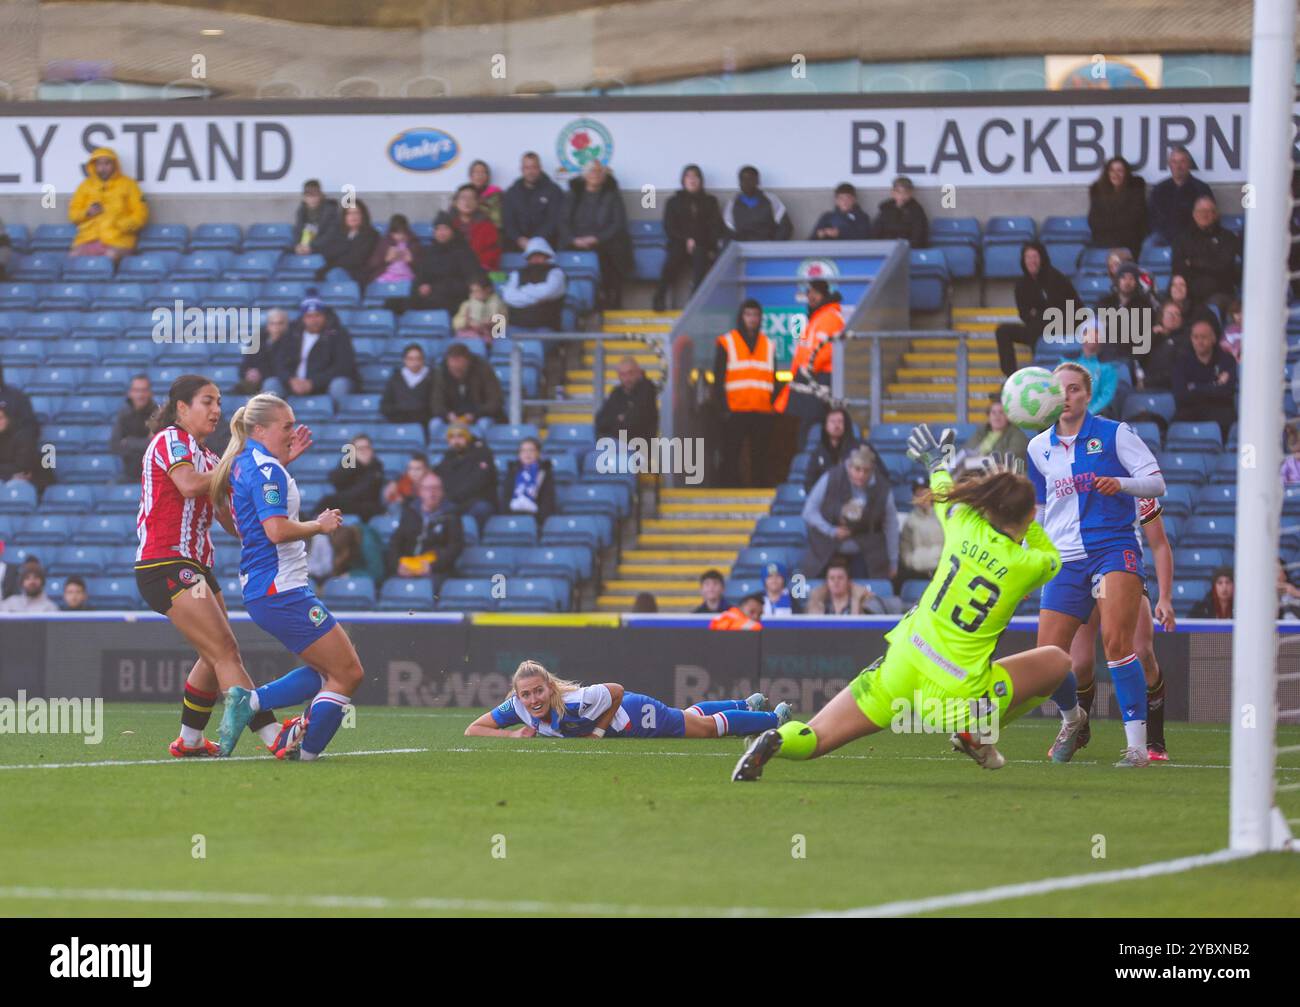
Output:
top-left (208, 393), bottom-right (289, 505)
top-left (510, 660), bottom-right (584, 719)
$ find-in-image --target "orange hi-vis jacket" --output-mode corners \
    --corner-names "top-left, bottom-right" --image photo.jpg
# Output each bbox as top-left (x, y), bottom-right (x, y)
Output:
top-left (774, 299), bottom-right (845, 413)
top-left (716, 328), bottom-right (775, 413)
top-left (710, 607), bottom-right (762, 631)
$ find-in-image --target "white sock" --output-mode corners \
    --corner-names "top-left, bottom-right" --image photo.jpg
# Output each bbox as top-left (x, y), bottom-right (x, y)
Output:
top-left (248, 689), bottom-right (261, 712)
top-left (299, 749), bottom-right (319, 762)
top-left (180, 725), bottom-right (202, 746)
top-left (1124, 719), bottom-right (1148, 750)
top-left (1060, 704), bottom-right (1083, 724)
top-left (256, 723), bottom-right (279, 746)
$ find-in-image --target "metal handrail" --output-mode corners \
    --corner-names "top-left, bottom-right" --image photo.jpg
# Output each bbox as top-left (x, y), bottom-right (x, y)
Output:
top-left (834, 328), bottom-right (972, 427)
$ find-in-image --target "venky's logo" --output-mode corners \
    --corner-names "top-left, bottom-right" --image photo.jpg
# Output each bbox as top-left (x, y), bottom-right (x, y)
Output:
top-left (388, 128), bottom-right (459, 172)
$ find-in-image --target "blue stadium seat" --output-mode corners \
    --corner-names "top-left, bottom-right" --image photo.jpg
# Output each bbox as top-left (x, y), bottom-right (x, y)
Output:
top-left (435, 578), bottom-right (497, 612)
top-left (397, 309), bottom-right (451, 338)
top-left (1139, 242), bottom-right (1172, 268)
top-left (224, 250), bottom-right (281, 281)
top-left (771, 482), bottom-right (807, 515)
top-left (55, 392), bottom-right (120, 422)
top-left (1165, 421), bottom-right (1222, 454)
top-left (99, 340), bottom-right (156, 369)
top-left (985, 216), bottom-right (1036, 243)
top-left (335, 393), bottom-right (383, 422)
top-left (42, 425), bottom-right (92, 455)
top-left (376, 578), bottom-right (435, 611)
top-left (908, 249), bottom-right (950, 313)
top-left (346, 308), bottom-right (396, 338)
top-left (31, 223), bottom-right (77, 251)
top-left (1176, 546), bottom-right (1229, 577)
top-left (47, 544), bottom-right (109, 575)
top-left (190, 223), bottom-right (243, 251)
top-left (731, 545), bottom-right (800, 580)
top-left (544, 423), bottom-right (595, 456)
top-left (0, 282), bottom-right (38, 309)
top-left (117, 253), bottom-right (179, 283)
top-left (4, 223), bottom-right (30, 253)
top-left (546, 452), bottom-right (580, 486)
top-left (457, 545), bottom-right (520, 578)
top-left (172, 251), bottom-right (234, 282)
top-left (1210, 452), bottom-right (1239, 485)
top-left (320, 280), bottom-right (361, 308)
top-left (558, 483), bottom-right (627, 519)
top-left (723, 577), bottom-right (761, 603)
top-left (275, 254), bottom-right (324, 280)
top-left (900, 579), bottom-right (929, 604)
top-left (1181, 515), bottom-right (1235, 548)
top-left (30, 367), bottom-right (86, 396)
top-left (1195, 484), bottom-right (1237, 516)
top-left (20, 514), bottom-right (74, 544)
top-left (146, 280), bottom-right (204, 310)
top-left (92, 281), bottom-right (147, 309)
top-left (1158, 483), bottom-right (1194, 520)
top-left (1122, 391), bottom-right (1176, 424)
top-left (70, 309), bottom-right (127, 339)
top-left (16, 310), bottom-right (69, 340)
top-left (137, 223), bottom-right (189, 253)
top-left (1221, 213), bottom-right (1244, 237)
top-left (1076, 246), bottom-right (1113, 276)
top-left (1170, 579), bottom-right (1209, 616)
top-left (1042, 242), bottom-right (1083, 274)
top-left (1040, 215), bottom-right (1090, 242)
top-left (486, 423), bottom-right (540, 455)
top-left (356, 363), bottom-right (389, 392)
top-left (14, 254), bottom-right (65, 284)
top-left (0, 337), bottom-right (46, 365)
top-left (95, 483), bottom-right (140, 514)
top-left (60, 254), bottom-right (116, 282)
top-left (541, 514), bottom-right (604, 550)
top-left (497, 576), bottom-right (569, 612)
top-left (982, 243), bottom-right (1026, 281)
top-left (84, 576), bottom-right (144, 610)
top-left (363, 280), bottom-right (411, 308)
top-left (516, 545), bottom-right (591, 584)
top-left (38, 282), bottom-right (92, 310)
top-left (554, 251), bottom-right (600, 281)
top-left (201, 280), bottom-right (256, 308)
top-left (59, 454), bottom-right (124, 483)
top-left (1075, 275), bottom-right (1111, 308)
top-left (45, 338), bottom-right (102, 367)
top-left (1127, 419), bottom-right (1162, 454)
top-left (751, 515), bottom-right (808, 547)
top-left (243, 223), bottom-right (293, 251)
top-left (0, 481), bottom-right (38, 514)
top-left (28, 396), bottom-right (61, 423)
top-left (482, 515), bottom-right (539, 547)
top-left (319, 575), bottom-right (376, 611)
top-left (1159, 452), bottom-right (1211, 485)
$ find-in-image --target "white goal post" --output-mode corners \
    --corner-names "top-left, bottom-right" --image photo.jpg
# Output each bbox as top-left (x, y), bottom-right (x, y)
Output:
top-left (1231, 0), bottom-right (1297, 852)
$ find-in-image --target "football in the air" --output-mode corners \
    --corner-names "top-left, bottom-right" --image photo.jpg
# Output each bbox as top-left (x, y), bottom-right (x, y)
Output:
top-left (1001, 366), bottom-right (1065, 431)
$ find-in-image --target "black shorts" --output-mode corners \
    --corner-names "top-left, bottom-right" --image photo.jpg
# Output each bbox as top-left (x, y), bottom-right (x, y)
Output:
top-left (134, 559), bottom-right (222, 615)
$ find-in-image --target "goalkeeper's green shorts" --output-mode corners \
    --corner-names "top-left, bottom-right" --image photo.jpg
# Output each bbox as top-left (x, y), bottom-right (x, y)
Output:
top-left (848, 645), bottom-right (1015, 734)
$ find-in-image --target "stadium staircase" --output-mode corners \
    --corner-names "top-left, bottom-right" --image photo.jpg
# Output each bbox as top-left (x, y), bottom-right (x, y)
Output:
top-left (879, 306), bottom-right (1017, 423)
top-left (543, 309), bottom-right (671, 428)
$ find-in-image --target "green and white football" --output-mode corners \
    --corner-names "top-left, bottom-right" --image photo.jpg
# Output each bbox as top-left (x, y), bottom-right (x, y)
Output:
top-left (1001, 366), bottom-right (1065, 431)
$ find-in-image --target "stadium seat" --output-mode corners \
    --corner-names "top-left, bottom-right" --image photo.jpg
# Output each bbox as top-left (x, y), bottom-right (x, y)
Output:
top-left (19, 513), bottom-right (74, 544)
top-left (137, 223), bottom-right (189, 252)
top-left (320, 280), bottom-right (362, 308)
top-left (364, 280), bottom-right (411, 308)
top-left (79, 513), bottom-right (135, 544)
top-left (243, 223), bottom-right (294, 251)
top-left (70, 309), bottom-right (127, 339)
top-left (541, 514), bottom-right (604, 550)
top-left (0, 282), bottom-right (38, 309)
top-left (92, 281), bottom-right (147, 309)
top-left (908, 249), bottom-right (950, 313)
top-left (61, 253), bottom-right (116, 281)
top-left (1075, 275), bottom-right (1111, 308)
top-left (1165, 421), bottom-right (1222, 453)
top-left (96, 483), bottom-right (141, 514)
top-left (59, 454), bottom-right (124, 483)
top-left (482, 515), bottom-right (539, 547)
top-left (1195, 484), bottom-right (1237, 515)
top-left (731, 545), bottom-right (801, 580)
top-left (457, 545), bottom-right (520, 578)
top-left (497, 576), bottom-right (569, 612)
top-left (1121, 392), bottom-right (1176, 425)
top-left (981, 242), bottom-right (1026, 280)
top-left (558, 483), bottom-right (628, 519)
top-left (190, 223), bottom-right (243, 251)
top-left (544, 423), bottom-right (596, 456)
top-left (47, 544), bottom-right (109, 576)
top-left (435, 577), bottom-right (497, 612)
top-left (1177, 547), bottom-right (1230, 577)
top-left (45, 338), bottom-right (102, 367)
top-left (771, 482), bottom-right (807, 515)
top-left (4, 223), bottom-right (30, 253)
top-left (1159, 452), bottom-right (1211, 485)
top-left (376, 578), bottom-right (435, 611)
top-left (751, 515), bottom-right (808, 548)
top-left (1042, 241), bottom-right (1084, 274)
top-left (1181, 515), bottom-right (1235, 548)
top-left (224, 250), bottom-right (282, 281)
top-left (723, 577), bottom-right (761, 603)
top-left (900, 579), bottom-right (929, 604)
top-left (38, 282), bottom-right (92, 310)
top-left (1157, 483), bottom-right (1194, 520)
top-left (1170, 579), bottom-right (1209, 616)
top-left (397, 309), bottom-right (452, 338)
top-left (84, 576), bottom-right (144, 610)
top-left (516, 545), bottom-right (590, 584)
top-left (118, 253), bottom-right (179, 283)
top-left (31, 223), bottom-right (78, 251)
top-left (0, 480), bottom-right (39, 514)
top-left (319, 575), bottom-right (377, 610)
top-left (485, 423), bottom-right (540, 455)
top-left (275, 254), bottom-right (325, 280)
top-left (258, 279), bottom-right (308, 308)
top-left (201, 280), bottom-right (257, 308)
top-left (0, 337), bottom-right (46, 365)
top-left (346, 308), bottom-right (396, 338)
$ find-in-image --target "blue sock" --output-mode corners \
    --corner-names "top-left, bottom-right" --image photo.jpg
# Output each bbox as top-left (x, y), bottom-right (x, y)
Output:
top-left (254, 666), bottom-right (324, 713)
top-left (1050, 670), bottom-right (1079, 712)
top-left (712, 710), bottom-right (778, 736)
top-left (1109, 655), bottom-right (1148, 723)
top-left (686, 700), bottom-right (748, 715)
top-left (300, 691), bottom-right (350, 757)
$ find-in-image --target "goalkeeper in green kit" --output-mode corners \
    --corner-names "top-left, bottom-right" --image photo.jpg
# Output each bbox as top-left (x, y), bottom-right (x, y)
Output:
top-left (733, 424), bottom-right (1072, 781)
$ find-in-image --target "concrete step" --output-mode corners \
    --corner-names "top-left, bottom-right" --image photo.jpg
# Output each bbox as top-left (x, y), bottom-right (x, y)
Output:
top-left (638, 532), bottom-right (750, 547)
top-left (603, 579), bottom-right (704, 595)
top-left (623, 549), bottom-right (737, 564)
top-left (896, 366), bottom-right (1006, 380)
top-left (597, 595), bottom-right (703, 612)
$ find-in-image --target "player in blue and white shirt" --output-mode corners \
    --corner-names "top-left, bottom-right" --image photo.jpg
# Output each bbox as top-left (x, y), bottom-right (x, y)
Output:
top-left (1026, 362), bottom-right (1166, 768)
top-left (465, 660), bottom-right (791, 740)
top-left (208, 393), bottom-right (365, 761)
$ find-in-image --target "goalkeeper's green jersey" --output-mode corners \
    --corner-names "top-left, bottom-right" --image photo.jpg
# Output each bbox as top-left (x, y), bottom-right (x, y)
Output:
top-left (885, 469), bottom-right (1061, 689)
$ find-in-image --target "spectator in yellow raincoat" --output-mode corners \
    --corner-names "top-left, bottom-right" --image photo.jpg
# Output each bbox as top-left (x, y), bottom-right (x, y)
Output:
top-left (68, 147), bottom-right (148, 262)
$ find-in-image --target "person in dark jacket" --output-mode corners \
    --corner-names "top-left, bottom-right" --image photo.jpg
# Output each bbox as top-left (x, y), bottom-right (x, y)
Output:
top-left (362, 213), bottom-right (421, 287)
top-left (264, 296), bottom-right (358, 406)
top-left (0, 362), bottom-right (36, 437)
top-left (430, 343), bottom-right (504, 424)
top-left (318, 434), bottom-right (386, 522)
top-left (565, 160), bottom-right (633, 309)
top-left (872, 176), bottom-right (928, 248)
top-left (294, 179), bottom-right (341, 255)
top-left (381, 343), bottom-right (434, 427)
top-left (1096, 261), bottom-right (1159, 382)
top-left (0, 404), bottom-right (49, 493)
top-left (386, 471), bottom-right (464, 593)
top-left (1170, 196), bottom-right (1241, 314)
top-left (435, 422), bottom-right (498, 528)
top-left (722, 165), bottom-right (792, 242)
top-left (314, 199), bottom-right (378, 284)
top-left (994, 241), bottom-right (1079, 376)
top-left (1087, 156), bottom-right (1148, 258)
top-left (502, 151), bottom-right (566, 252)
top-left (500, 437), bottom-right (556, 527)
top-left (1172, 314), bottom-right (1238, 440)
top-left (803, 406), bottom-right (877, 492)
top-left (238, 308), bottom-right (290, 393)
top-left (811, 182), bottom-right (872, 241)
top-left (595, 357), bottom-right (658, 444)
top-left (393, 213), bottom-right (482, 314)
top-left (110, 374), bottom-right (156, 483)
top-left (500, 237), bottom-right (566, 331)
top-left (653, 163), bottom-right (724, 312)
top-left (799, 446), bottom-right (897, 580)
top-left (1139, 300), bottom-right (1187, 392)
top-left (1148, 146), bottom-right (1214, 245)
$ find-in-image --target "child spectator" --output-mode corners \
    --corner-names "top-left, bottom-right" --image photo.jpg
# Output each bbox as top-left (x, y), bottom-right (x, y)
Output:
top-left (694, 569), bottom-right (726, 614)
top-left (897, 476), bottom-right (943, 587)
top-left (501, 437), bottom-right (556, 526)
top-left (871, 176), bottom-right (928, 248)
top-left (62, 575), bottom-right (89, 611)
top-left (364, 213), bottom-right (421, 287)
top-left (454, 275), bottom-right (508, 348)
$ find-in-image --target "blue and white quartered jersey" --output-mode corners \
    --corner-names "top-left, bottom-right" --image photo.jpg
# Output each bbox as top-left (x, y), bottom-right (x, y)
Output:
top-left (489, 685), bottom-right (632, 738)
top-left (1026, 412), bottom-right (1162, 564)
top-left (229, 438), bottom-right (309, 601)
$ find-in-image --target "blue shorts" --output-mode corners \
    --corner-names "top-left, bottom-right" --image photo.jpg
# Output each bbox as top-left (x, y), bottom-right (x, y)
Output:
top-left (612, 693), bottom-right (686, 738)
top-left (246, 587), bottom-right (338, 655)
top-left (1041, 547), bottom-right (1146, 622)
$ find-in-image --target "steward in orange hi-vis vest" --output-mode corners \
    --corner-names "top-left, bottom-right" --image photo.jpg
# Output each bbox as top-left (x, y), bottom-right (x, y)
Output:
top-left (713, 299), bottom-right (778, 486)
top-left (716, 328), bottom-right (775, 413)
top-left (774, 281), bottom-right (844, 419)
top-left (710, 605), bottom-right (763, 631)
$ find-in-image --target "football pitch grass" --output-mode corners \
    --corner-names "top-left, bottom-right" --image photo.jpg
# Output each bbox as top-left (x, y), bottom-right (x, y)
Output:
top-left (1, 704), bottom-right (1297, 918)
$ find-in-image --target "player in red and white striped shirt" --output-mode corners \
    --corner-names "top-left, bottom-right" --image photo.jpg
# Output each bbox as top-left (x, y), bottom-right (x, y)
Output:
top-left (1067, 497), bottom-right (1176, 761)
top-left (133, 375), bottom-right (284, 757)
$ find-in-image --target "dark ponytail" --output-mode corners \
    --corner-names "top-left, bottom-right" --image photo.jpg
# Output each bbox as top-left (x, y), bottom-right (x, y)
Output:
top-left (148, 374), bottom-right (216, 435)
top-left (934, 471), bottom-right (1036, 535)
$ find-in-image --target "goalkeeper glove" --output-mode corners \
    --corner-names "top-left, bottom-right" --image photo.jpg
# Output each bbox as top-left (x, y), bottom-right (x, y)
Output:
top-left (906, 423), bottom-right (956, 473)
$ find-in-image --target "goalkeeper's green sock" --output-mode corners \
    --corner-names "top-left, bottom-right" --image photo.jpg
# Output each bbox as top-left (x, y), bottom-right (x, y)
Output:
top-left (776, 720), bottom-right (818, 760)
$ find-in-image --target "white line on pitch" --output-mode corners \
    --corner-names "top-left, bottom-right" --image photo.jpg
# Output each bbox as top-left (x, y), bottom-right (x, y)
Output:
top-left (0, 747), bottom-right (430, 771)
top-left (808, 848), bottom-right (1255, 918)
top-left (0, 885), bottom-right (780, 918)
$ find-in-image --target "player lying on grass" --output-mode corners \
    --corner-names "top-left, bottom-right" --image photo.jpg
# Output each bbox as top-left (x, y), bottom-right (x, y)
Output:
top-left (1068, 496), bottom-right (1174, 760)
top-left (466, 660), bottom-right (792, 739)
top-left (732, 436), bottom-right (1072, 782)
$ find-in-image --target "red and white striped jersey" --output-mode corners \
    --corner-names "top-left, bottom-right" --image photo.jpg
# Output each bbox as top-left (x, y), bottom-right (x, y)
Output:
top-left (135, 425), bottom-right (221, 568)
